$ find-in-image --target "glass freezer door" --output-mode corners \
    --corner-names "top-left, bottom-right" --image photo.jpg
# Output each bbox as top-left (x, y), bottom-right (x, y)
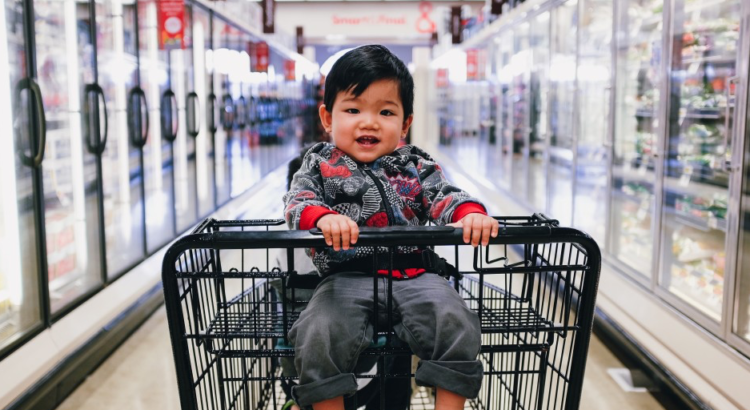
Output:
top-left (609, 0), bottom-right (663, 279)
top-left (496, 31), bottom-right (514, 192)
top-left (138, 0), bottom-right (175, 253)
top-left (97, 0), bottom-right (145, 278)
top-left (658, 0), bottom-right (742, 322)
top-left (528, 11), bottom-right (550, 213)
top-left (509, 22), bottom-right (530, 202)
top-left (38, 0), bottom-right (104, 313)
top-left (574, 0), bottom-right (614, 246)
top-left (213, 19), bottom-right (231, 206)
top-left (0, 0), bottom-right (42, 350)
top-left (547, 1), bottom-right (577, 226)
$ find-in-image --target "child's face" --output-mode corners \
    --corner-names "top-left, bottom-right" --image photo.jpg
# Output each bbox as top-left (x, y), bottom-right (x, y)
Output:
top-left (319, 79), bottom-right (413, 163)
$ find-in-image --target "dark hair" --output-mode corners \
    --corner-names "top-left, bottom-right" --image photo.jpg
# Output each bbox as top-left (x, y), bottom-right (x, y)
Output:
top-left (324, 45), bottom-right (414, 121)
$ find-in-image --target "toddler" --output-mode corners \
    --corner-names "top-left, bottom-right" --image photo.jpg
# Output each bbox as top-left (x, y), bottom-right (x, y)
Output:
top-left (283, 45), bottom-right (499, 410)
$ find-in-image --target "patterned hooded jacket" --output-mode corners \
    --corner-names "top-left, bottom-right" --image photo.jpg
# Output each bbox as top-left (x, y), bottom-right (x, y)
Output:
top-left (283, 142), bottom-right (486, 277)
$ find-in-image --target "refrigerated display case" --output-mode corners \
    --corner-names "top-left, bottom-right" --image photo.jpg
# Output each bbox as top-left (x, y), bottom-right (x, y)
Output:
top-left (430, 0), bottom-right (750, 403)
top-left (658, 0), bottom-right (743, 324)
top-left (0, 0), bottom-right (312, 369)
top-left (0, 0), bottom-right (42, 352)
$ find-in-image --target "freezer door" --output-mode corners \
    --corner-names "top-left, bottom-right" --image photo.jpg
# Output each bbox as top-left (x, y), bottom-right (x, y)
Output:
top-left (573, 0), bottom-right (613, 246)
top-left (138, 0), bottom-right (176, 253)
top-left (657, 0), bottom-right (743, 322)
top-left (547, 1), bottom-right (577, 226)
top-left (0, 0), bottom-right (43, 351)
top-left (496, 31), bottom-right (514, 192)
top-left (509, 22), bottom-right (530, 204)
top-left (528, 11), bottom-right (550, 213)
top-left (96, 0), bottom-right (146, 279)
top-left (36, 0), bottom-right (104, 313)
top-left (609, 0), bottom-right (663, 280)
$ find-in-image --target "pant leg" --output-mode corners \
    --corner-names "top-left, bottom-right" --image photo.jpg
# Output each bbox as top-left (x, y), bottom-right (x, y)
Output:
top-left (391, 273), bottom-right (483, 399)
top-left (288, 272), bottom-right (376, 407)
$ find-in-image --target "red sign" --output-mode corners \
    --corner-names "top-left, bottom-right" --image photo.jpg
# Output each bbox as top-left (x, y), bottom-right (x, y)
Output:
top-left (255, 41), bottom-right (269, 73)
top-left (466, 49), bottom-right (478, 81)
top-left (284, 60), bottom-right (296, 81)
top-left (158, 0), bottom-right (185, 50)
top-left (436, 68), bottom-right (449, 88)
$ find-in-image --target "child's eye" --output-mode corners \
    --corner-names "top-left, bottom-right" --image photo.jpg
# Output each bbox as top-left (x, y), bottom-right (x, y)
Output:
top-left (345, 108), bottom-right (359, 114)
top-left (380, 110), bottom-right (395, 116)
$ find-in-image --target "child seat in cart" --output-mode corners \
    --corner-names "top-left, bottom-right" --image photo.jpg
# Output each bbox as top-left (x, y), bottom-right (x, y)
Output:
top-left (162, 214), bottom-right (601, 410)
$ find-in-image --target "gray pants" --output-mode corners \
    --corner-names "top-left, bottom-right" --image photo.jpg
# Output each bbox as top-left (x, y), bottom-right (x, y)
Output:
top-left (289, 271), bottom-right (483, 407)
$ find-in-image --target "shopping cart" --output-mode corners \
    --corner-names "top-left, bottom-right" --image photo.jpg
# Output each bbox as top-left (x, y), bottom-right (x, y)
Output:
top-left (162, 214), bottom-right (601, 410)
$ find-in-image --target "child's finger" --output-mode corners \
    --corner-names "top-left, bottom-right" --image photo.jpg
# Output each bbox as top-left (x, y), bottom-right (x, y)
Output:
top-left (349, 220), bottom-right (359, 244)
top-left (481, 219), bottom-right (493, 246)
top-left (321, 223), bottom-right (332, 246)
top-left (339, 220), bottom-right (351, 250)
top-left (330, 222), bottom-right (341, 251)
top-left (463, 217), bottom-right (472, 244)
top-left (492, 219), bottom-right (499, 237)
top-left (471, 217), bottom-right (483, 247)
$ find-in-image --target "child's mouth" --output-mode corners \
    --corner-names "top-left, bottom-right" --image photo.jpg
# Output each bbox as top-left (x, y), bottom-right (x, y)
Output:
top-left (356, 136), bottom-right (379, 147)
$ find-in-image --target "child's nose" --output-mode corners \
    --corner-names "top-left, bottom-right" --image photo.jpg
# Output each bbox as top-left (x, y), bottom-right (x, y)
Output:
top-left (358, 115), bottom-right (380, 130)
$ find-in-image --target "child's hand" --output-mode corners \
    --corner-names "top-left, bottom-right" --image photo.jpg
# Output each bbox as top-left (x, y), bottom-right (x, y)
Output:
top-left (316, 214), bottom-right (359, 251)
top-left (449, 213), bottom-right (499, 247)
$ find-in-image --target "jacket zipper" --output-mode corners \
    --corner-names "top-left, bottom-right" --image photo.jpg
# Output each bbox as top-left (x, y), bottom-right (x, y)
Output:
top-left (363, 166), bottom-right (394, 226)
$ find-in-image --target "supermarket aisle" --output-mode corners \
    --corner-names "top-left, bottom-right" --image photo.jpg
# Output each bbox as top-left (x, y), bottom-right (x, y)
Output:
top-left (58, 162), bottom-right (673, 410)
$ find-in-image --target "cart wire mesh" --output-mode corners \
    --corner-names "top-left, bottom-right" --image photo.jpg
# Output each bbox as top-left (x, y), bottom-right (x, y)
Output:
top-left (162, 214), bottom-right (601, 410)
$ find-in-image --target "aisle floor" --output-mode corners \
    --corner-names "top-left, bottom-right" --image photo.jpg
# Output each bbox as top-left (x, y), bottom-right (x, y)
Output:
top-left (57, 305), bottom-right (668, 410)
top-left (58, 159), bottom-right (672, 410)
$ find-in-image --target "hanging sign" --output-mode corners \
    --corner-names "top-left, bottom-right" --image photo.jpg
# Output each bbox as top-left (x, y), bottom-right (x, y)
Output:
top-left (466, 49), bottom-right (478, 81)
top-left (284, 60), bottom-right (296, 81)
top-left (255, 41), bottom-right (269, 73)
top-left (247, 41), bottom-right (257, 71)
top-left (158, 0), bottom-right (185, 50)
top-left (296, 26), bottom-right (304, 54)
top-left (262, 0), bottom-right (275, 34)
top-left (490, 0), bottom-right (506, 16)
top-left (450, 6), bottom-right (462, 44)
top-left (436, 68), bottom-right (449, 88)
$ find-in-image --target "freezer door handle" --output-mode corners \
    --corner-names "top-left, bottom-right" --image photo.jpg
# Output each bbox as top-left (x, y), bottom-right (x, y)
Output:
top-left (721, 76), bottom-right (739, 172)
top-left (248, 96), bottom-right (257, 126)
top-left (161, 89), bottom-right (178, 142)
top-left (127, 86), bottom-right (149, 148)
top-left (186, 91), bottom-right (200, 138)
top-left (236, 96), bottom-right (247, 129)
top-left (83, 83), bottom-right (108, 155)
top-left (207, 93), bottom-right (218, 133)
top-left (221, 94), bottom-right (234, 130)
top-left (13, 77), bottom-right (46, 168)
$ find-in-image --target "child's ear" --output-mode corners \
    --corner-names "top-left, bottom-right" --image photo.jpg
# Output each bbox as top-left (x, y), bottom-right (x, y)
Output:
top-left (319, 104), bottom-right (332, 133)
top-left (401, 115), bottom-right (414, 138)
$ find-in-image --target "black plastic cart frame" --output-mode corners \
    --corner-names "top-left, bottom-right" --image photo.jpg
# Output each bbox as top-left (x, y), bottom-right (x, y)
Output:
top-left (162, 214), bottom-right (601, 410)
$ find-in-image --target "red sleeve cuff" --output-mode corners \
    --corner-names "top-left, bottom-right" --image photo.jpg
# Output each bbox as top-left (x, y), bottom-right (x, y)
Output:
top-left (300, 206), bottom-right (339, 230)
top-left (451, 203), bottom-right (488, 223)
